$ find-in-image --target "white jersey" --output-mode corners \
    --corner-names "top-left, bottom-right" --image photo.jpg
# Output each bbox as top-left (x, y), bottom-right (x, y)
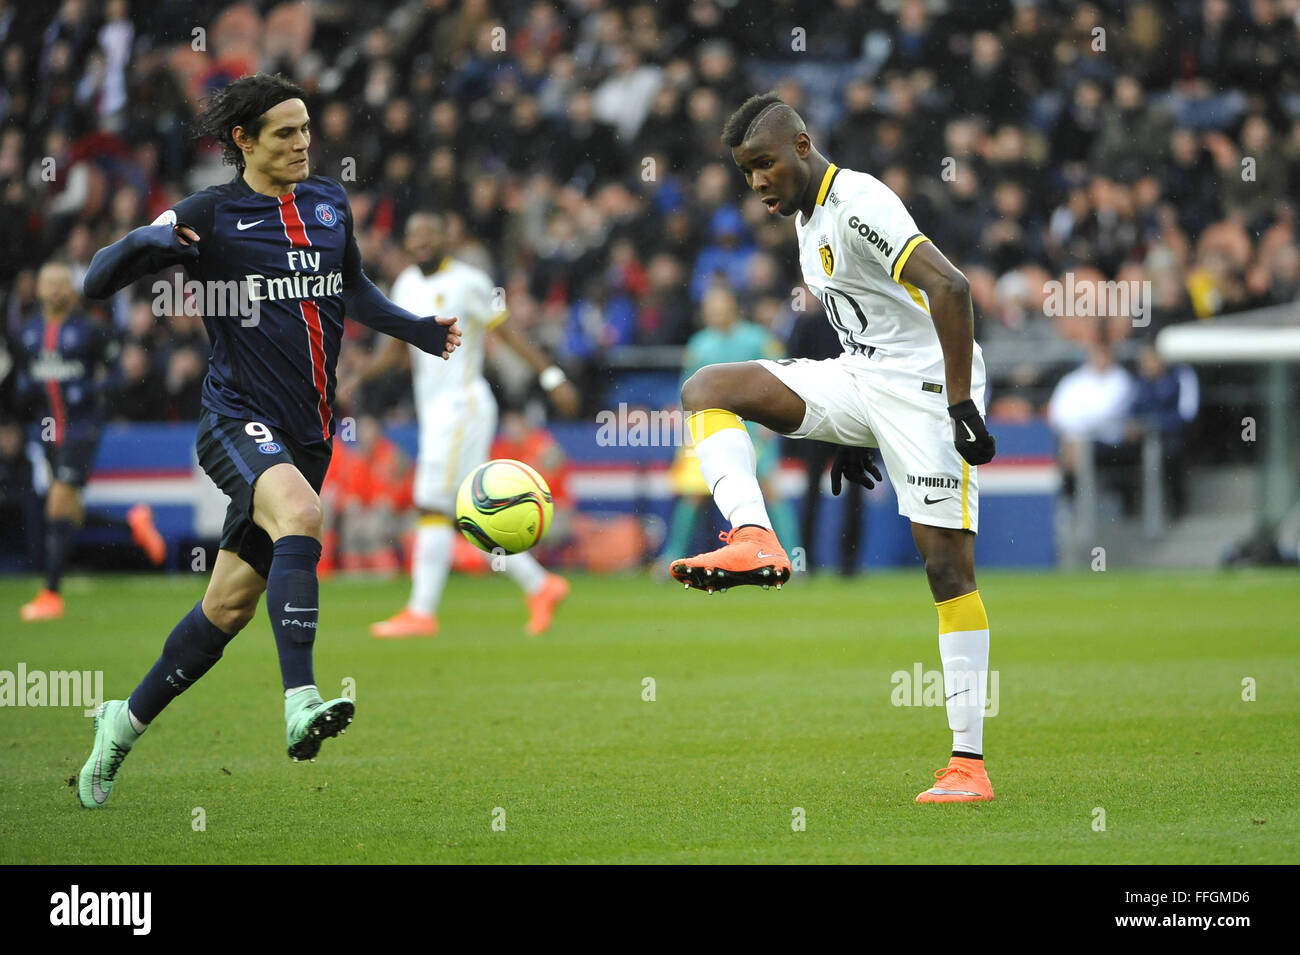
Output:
top-left (390, 257), bottom-right (506, 406)
top-left (795, 164), bottom-right (983, 382)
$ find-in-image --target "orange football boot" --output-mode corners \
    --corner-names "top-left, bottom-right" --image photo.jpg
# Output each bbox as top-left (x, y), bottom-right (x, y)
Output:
top-left (670, 525), bottom-right (791, 593)
top-left (20, 588), bottom-right (64, 622)
top-left (915, 755), bottom-right (995, 803)
top-left (127, 503), bottom-right (167, 566)
top-left (370, 608), bottom-right (438, 639)
top-left (525, 574), bottom-right (569, 636)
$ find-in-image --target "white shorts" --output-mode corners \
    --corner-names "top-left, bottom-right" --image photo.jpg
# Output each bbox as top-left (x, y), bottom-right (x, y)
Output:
top-left (757, 353), bottom-right (985, 533)
top-left (413, 378), bottom-right (497, 513)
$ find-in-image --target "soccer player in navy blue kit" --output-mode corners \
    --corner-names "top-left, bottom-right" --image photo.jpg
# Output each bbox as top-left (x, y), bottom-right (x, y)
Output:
top-left (74, 74), bottom-right (461, 808)
top-left (15, 261), bottom-right (167, 623)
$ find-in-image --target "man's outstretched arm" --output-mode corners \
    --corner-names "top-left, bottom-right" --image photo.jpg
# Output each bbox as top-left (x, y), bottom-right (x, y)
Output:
top-left (340, 270), bottom-right (460, 360)
top-left (83, 221), bottom-right (200, 300)
top-left (340, 231), bottom-right (460, 359)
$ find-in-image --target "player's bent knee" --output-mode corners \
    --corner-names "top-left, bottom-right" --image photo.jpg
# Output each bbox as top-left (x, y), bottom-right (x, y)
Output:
top-left (289, 496), bottom-right (324, 537)
top-left (680, 368), bottom-right (721, 414)
top-left (270, 494), bottom-right (324, 540)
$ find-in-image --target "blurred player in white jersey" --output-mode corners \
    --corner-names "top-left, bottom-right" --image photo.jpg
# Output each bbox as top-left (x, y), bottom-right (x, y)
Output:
top-left (671, 93), bottom-right (999, 803)
top-left (346, 212), bottom-right (579, 638)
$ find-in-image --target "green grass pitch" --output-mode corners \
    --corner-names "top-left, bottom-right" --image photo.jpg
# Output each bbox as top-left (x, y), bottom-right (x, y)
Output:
top-left (1, 568), bottom-right (1295, 864)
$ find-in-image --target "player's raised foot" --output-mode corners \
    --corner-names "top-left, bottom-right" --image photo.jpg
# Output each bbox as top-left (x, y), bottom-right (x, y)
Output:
top-left (20, 588), bottom-right (64, 622)
top-left (670, 525), bottom-right (791, 593)
top-left (370, 607), bottom-right (438, 639)
top-left (286, 690), bottom-right (355, 761)
top-left (126, 503), bottom-right (167, 566)
top-left (525, 574), bottom-right (569, 636)
top-left (915, 755), bottom-right (995, 803)
top-left (78, 700), bottom-right (138, 808)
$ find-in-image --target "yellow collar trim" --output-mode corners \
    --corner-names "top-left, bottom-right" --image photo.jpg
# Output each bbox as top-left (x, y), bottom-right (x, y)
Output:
top-left (815, 164), bottom-right (839, 206)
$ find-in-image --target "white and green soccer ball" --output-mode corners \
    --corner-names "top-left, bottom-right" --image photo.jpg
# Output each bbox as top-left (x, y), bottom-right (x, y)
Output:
top-left (455, 459), bottom-right (554, 555)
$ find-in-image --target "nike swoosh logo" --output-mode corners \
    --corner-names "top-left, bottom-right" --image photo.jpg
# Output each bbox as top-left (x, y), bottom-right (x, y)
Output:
top-left (92, 751), bottom-right (108, 804)
top-left (755, 551), bottom-right (782, 560)
top-left (924, 494), bottom-right (952, 505)
top-left (961, 421), bottom-right (977, 442)
top-left (236, 219), bottom-right (264, 230)
top-left (946, 688), bottom-right (971, 701)
top-left (283, 603), bottom-right (318, 613)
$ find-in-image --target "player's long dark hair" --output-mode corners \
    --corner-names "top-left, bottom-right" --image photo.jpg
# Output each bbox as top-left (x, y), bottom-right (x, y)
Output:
top-left (194, 73), bottom-right (306, 168)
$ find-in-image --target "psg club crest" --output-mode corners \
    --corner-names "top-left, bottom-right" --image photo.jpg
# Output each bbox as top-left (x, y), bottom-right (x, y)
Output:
top-left (819, 243), bottom-right (835, 277)
top-left (315, 203), bottom-right (338, 228)
top-left (258, 441), bottom-right (282, 455)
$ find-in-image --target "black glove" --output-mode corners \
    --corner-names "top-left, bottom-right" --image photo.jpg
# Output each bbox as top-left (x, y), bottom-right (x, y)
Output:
top-left (948, 399), bottom-right (996, 465)
top-left (830, 445), bottom-right (883, 495)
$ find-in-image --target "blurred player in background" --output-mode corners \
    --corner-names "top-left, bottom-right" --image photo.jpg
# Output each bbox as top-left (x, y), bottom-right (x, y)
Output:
top-left (74, 73), bottom-right (460, 808)
top-left (345, 212), bottom-right (579, 639)
top-left (15, 261), bottom-right (165, 622)
top-left (672, 93), bottom-right (999, 803)
top-left (662, 284), bottom-right (797, 571)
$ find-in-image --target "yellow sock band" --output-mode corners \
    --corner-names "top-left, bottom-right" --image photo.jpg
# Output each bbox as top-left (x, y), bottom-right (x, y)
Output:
top-left (419, 513), bottom-right (453, 527)
top-left (687, 409), bottom-right (746, 444)
top-left (936, 590), bottom-right (988, 633)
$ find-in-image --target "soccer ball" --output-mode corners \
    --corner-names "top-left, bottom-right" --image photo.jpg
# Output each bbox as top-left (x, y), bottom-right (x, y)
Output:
top-left (455, 459), bottom-right (554, 555)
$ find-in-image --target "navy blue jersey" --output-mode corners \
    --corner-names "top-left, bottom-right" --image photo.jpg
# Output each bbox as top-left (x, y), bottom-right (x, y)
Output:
top-left (15, 312), bottom-right (119, 443)
top-left (164, 173), bottom-right (363, 446)
top-left (84, 171), bottom-right (446, 446)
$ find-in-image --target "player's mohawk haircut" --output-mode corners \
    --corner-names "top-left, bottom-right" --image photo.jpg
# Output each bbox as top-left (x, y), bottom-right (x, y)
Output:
top-left (195, 72), bottom-right (306, 168)
top-left (722, 92), bottom-right (792, 148)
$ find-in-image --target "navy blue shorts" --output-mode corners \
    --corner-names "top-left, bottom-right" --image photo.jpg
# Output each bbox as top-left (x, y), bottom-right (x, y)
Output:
top-left (194, 409), bottom-right (332, 579)
top-left (43, 432), bottom-right (101, 488)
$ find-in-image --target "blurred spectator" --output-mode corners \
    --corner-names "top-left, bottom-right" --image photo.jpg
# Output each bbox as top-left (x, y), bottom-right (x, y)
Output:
top-left (1133, 342), bottom-right (1199, 518)
top-left (634, 253), bottom-right (692, 346)
top-left (1090, 75), bottom-right (1172, 185)
top-left (0, 418), bottom-right (40, 569)
top-left (113, 339), bottom-right (164, 421)
top-left (1214, 116), bottom-right (1290, 230)
top-left (690, 206), bottom-right (754, 302)
top-left (1048, 335), bottom-right (1140, 513)
top-left (592, 45), bottom-right (662, 142)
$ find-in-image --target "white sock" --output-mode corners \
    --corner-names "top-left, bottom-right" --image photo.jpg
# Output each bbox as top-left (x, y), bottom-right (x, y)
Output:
top-left (408, 520), bottom-right (453, 615)
top-left (936, 591), bottom-right (990, 757)
top-left (691, 412), bottom-right (771, 530)
top-left (124, 706), bottom-right (147, 737)
top-left (503, 552), bottom-right (548, 595)
top-left (284, 684), bottom-right (317, 700)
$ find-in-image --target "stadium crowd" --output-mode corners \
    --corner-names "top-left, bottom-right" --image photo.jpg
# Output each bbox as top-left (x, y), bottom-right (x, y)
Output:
top-left (2, 0), bottom-right (1299, 446)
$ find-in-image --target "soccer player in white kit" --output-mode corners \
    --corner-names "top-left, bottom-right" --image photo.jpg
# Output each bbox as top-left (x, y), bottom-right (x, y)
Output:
top-left (349, 212), bottom-right (579, 638)
top-left (670, 94), bottom-right (1000, 803)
